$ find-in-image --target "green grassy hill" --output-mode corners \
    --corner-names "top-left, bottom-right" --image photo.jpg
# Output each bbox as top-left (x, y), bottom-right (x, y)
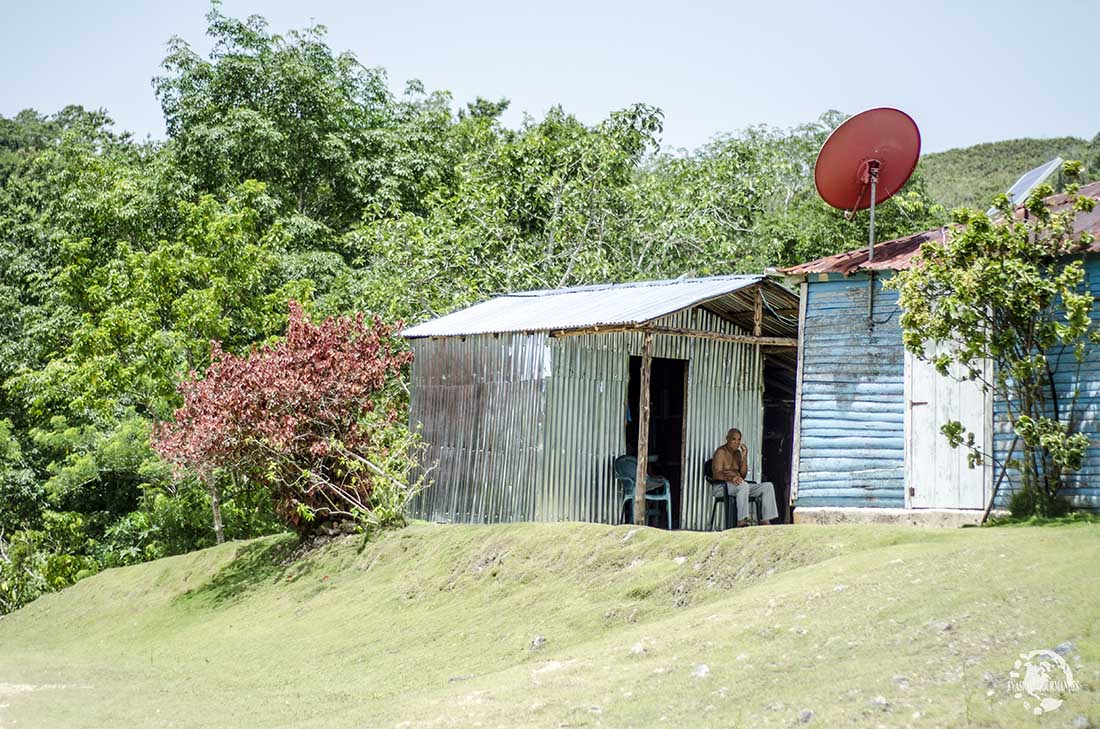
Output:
top-left (0, 522), bottom-right (1097, 728)
top-left (921, 135), bottom-right (1100, 210)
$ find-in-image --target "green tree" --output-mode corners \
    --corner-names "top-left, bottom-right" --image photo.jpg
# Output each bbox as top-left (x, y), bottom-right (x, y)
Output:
top-left (890, 162), bottom-right (1099, 516)
top-left (0, 418), bottom-right (42, 534)
top-left (353, 103), bottom-right (665, 321)
top-left (9, 181), bottom-right (310, 422)
top-left (155, 7), bottom-right (458, 242)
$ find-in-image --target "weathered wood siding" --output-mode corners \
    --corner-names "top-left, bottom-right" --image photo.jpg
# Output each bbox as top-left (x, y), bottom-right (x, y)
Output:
top-left (992, 254), bottom-right (1100, 509)
top-left (800, 258), bottom-right (1100, 512)
top-left (795, 274), bottom-right (906, 508)
top-left (1066, 254), bottom-right (1100, 507)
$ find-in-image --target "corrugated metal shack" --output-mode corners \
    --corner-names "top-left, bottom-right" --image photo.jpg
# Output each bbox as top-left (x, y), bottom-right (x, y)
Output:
top-left (780, 182), bottom-right (1100, 524)
top-left (402, 275), bottom-right (800, 530)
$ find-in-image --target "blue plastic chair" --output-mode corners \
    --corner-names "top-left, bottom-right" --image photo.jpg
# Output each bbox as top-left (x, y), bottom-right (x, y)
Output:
top-left (613, 455), bottom-right (672, 529)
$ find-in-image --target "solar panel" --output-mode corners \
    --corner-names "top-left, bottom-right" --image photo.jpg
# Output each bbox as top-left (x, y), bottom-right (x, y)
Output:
top-left (987, 157), bottom-right (1063, 216)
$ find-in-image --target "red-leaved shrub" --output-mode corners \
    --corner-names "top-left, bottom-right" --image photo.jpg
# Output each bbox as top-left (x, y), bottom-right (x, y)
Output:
top-left (153, 302), bottom-right (414, 536)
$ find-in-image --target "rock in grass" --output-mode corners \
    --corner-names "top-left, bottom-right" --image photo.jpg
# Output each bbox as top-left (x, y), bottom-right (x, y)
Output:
top-left (870, 695), bottom-right (889, 710)
top-left (692, 664), bottom-right (710, 679)
top-left (928, 619), bottom-right (952, 632)
top-left (530, 635), bottom-right (546, 651)
top-left (891, 675), bottom-right (910, 689)
top-left (630, 642), bottom-right (646, 656)
top-left (1054, 641), bottom-right (1077, 657)
top-left (798, 709), bottom-right (814, 723)
top-left (1071, 716), bottom-right (1091, 729)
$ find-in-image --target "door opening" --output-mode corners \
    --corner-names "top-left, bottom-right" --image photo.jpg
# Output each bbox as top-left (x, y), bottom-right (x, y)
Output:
top-left (762, 353), bottom-right (796, 523)
top-left (626, 356), bottom-right (687, 529)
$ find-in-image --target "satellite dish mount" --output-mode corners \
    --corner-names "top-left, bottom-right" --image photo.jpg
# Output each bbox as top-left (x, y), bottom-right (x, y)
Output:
top-left (858, 159), bottom-right (881, 260)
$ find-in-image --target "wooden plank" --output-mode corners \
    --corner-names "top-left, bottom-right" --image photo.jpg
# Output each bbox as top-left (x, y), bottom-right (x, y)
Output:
top-left (790, 281), bottom-right (808, 506)
top-left (634, 332), bottom-right (653, 526)
top-left (679, 362), bottom-right (689, 531)
top-left (551, 326), bottom-right (797, 347)
top-left (647, 327), bottom-right (796, 347)
top-left (903, 337), bottom-right (913, 508)
top-left (753, 287), bottom-right (763, 337)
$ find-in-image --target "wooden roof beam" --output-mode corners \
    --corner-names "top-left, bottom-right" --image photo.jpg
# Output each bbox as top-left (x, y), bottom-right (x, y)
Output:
top-left (550, 325), bottom-right (798, 347)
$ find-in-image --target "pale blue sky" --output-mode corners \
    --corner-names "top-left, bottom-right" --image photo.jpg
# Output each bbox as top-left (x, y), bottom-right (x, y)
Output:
top-left (1, 0), bottom-right (1097, 154)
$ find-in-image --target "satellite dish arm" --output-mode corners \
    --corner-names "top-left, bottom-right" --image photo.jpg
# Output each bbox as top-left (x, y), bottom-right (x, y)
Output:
top-left (867, 161), bottom-right (879, 262)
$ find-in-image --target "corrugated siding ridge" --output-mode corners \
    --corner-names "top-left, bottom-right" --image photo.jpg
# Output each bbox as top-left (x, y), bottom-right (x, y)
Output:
top-left (539, 306), bottom-right (763, 529)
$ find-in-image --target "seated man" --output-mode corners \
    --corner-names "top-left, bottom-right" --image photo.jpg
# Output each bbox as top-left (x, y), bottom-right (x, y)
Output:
top-left (712, 427), bottom-right (779, 526)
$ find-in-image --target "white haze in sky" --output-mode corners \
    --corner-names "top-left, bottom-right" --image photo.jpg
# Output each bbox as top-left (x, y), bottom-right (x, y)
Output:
top-left (2, 0), bottom-right (1097, 154)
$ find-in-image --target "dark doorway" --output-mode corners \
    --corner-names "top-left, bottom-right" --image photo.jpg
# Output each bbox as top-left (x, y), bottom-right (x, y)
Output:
top-left (626, 356), bottom-right (687, 529)
top-left (762, 353), bottom-right (796, 523)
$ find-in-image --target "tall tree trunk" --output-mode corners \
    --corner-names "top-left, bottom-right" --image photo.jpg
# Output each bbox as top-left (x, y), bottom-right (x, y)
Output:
top-left (209, 478), bottom-right (225, 544)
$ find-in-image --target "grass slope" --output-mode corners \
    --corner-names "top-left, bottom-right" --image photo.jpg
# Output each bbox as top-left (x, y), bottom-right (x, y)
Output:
top-left (921, 135), bottom-right (1100, 211)
top-left (0, 522), bottom-right (1097, 728)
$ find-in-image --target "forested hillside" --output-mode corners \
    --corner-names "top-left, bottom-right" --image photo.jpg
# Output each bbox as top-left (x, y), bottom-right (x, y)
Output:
top-left (0, 9), bottom-right (950, 613)
top-left (921, 135), bottom-right (1100, 209)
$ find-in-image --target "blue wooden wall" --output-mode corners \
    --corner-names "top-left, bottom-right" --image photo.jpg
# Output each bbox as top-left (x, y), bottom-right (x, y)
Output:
top-left (992, 254), bottom-right (1100, 509)
top-left (796, 274), bottom-right (906, 508)
top-left (799, 257), bottom-right (1100, 512)
top-left (1068, 254), bottom-right (1100, 507)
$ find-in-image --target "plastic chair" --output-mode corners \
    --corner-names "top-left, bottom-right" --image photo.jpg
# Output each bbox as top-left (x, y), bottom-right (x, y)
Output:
top-left (613, 455), bottom-right (672, 529)
top-left (704, 458), bottom-right (762, 530)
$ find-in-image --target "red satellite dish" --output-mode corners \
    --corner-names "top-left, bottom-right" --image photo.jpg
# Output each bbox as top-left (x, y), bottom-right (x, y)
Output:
top-left (814, 108), bottom-right (921, 212)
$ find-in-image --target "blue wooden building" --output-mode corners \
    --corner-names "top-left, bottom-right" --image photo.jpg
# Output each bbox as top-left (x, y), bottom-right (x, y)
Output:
top-left (781, 182), bottom-right (1100, 525)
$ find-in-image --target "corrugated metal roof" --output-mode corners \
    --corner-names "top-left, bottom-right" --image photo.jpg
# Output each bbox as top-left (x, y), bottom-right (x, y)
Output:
top-left (403, 274), bottom-right (787, 338)
top-left (781, 180), bottom-right (1100, 276)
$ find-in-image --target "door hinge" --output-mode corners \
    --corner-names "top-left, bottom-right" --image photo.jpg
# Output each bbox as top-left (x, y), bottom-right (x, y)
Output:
top-left (909, 487), bottom-right (916, 496)
top-left (909, 400), bottom-right (928, 406)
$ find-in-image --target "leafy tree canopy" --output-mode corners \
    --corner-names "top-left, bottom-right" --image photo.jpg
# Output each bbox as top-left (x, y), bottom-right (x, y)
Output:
top-left (890, 162), bottom-right (1099, 516)
top-left (0, 7), bottom-right (950, 612)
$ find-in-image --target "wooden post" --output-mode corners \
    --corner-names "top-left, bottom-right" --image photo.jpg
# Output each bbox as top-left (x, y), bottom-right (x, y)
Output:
top-left (753, 286), bottom-right (763, 337)
top-left (634, 332), bottom-right (653, 526)
top-left (789, 281), bottom-right (808, 511)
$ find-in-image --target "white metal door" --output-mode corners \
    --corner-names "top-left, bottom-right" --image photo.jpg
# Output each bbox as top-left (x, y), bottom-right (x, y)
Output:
top-left (904, 348), bottom-right (991, 509)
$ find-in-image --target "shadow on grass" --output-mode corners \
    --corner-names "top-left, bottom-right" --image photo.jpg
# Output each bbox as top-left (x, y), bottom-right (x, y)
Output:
top-left (178, 534), bottom-right (299, 606)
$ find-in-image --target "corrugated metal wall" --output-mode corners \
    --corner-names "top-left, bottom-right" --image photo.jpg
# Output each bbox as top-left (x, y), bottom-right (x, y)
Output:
top-left (408, 307), bottom-right (764, 529)
top-left (796, 274), bottom-right (906, 508)
top-left (408, 333), bottom-right (549, 522)
top-left (540, 308), bottom-right (763, 530)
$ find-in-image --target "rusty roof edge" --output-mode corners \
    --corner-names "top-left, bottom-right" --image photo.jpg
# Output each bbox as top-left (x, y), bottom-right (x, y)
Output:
top-left (781, 180), bottom-right (1100, 277)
